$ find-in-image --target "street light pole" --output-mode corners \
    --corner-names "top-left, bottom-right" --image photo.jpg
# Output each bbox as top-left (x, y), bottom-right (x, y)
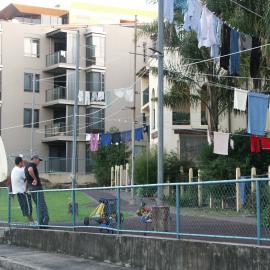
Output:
top-left (30, 73), bottom-right (36, 157)
top-left (71, 30), bottom-right (80, 189)
top-left (157, 0), bottom-right (164, 200)
top-left (131, 15), bottom-right (138, 201)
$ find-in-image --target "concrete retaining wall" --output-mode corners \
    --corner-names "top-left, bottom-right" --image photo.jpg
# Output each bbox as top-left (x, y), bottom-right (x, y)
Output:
top-left (3, 229), bottom-right (270, 270)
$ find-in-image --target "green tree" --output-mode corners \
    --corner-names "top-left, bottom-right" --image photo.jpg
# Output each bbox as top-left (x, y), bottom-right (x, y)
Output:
top-left (142, 0), bottom-right (270, 131)
top-left (93, 143), bottom-right (130, 186)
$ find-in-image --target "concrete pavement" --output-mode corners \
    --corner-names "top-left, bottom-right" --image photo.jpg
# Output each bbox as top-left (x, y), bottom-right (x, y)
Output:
top-left (0, 245), bottom-right (129, 270)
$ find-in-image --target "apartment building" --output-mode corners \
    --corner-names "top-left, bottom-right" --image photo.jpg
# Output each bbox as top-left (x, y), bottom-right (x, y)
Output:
top-left (0, 4), bottom-right (147, 178)
top-left (140, 56), bottom-right (247, 164)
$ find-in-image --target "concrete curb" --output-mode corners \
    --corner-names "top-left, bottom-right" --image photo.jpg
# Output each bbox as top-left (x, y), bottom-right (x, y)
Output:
top-left (0, 257), bottom-right (50, 270)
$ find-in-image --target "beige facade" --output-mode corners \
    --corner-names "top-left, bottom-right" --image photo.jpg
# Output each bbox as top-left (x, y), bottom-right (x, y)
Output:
top-left (0, 17), bottom-right (146, 175)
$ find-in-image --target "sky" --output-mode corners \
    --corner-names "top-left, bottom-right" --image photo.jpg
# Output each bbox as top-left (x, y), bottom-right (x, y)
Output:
top-left (0, 0), bottom-right (155, 10)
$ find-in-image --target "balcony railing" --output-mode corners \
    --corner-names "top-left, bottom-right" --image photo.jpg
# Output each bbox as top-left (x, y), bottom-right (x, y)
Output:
top-left (45, 87), bottom-right (67, 102)
top-left (45, 122), bottom-right (66, 137)
top-left (46, 50), bottom-right (68, 67)
top-left (143, 87), bottom-right (149, 106)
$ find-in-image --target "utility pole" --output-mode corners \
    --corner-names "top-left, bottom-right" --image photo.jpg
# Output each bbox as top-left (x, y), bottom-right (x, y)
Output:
top-left (71, 30), bottom-right (80, 189)
top-left (30, 73), bottom-right (36, 157)
top-left (157, 0), bottom-right (164, 200)
top-left (131, 15), bottom-right (138, 201)
top-left (71, 30), bottom-right (80, 228)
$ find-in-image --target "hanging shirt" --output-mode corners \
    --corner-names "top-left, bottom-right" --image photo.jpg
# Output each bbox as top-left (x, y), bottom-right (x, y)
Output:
top-left (207, 129), bottom-right (212, 146)
top-left (91, 92), bottom-right (98, 102)
top-left (210, 18), bottom-right (222, 59)
top-left (121, 131), bottom-right (132, 143)
top-left (233, 88), bottom-right (248, 111)
top-left (229, 28), bottom-right (240, 76)
top-left (135, 128), bottom-right (144, 142)
top-left (85, 92), bottom-right (90, 105)
top-left (86, 133), bottom-right (91, 141)
top-left (250, 37), bottom-right (261, 78)
top-left (90, 134), bottom-right (99, 152)
top-left (260, 137), bottom-right (270, 150)
top-left (164, 0), bottom-right (174, 23)
top-left (101, 133), bottom-right (112, 146)
top-left (230, 139), bottom-right (234, 150)
top-left (183, 0), bottom-right (202, 35)
top-left (78, 91), bottom-right (84, 103)
top-left (198, 6), bottom-right (217, 49)
top-left (213, 132), bottom-right (229, 155)
top-left (220, 24), bottom-right (231, 70)
top-left (111, 132), bottom-right (121, 144)
top-left (250, 135), bottom-right (261, 153)
top-left (248, 92), bottom-right (269, 136)
top-left (97, 91), bottom-right (105, 102)
top-left (240, 33), bottom-right (252, 51)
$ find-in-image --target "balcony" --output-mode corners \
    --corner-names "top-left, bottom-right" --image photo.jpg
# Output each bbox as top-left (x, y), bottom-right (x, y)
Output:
top-left (43, 122), bottom-right (86, 143)
top-left (142, 87), bottom-right (149, 112)
top-left (44, 87), bottom-right (73, 107)
top-left (44, 50), bottom-right (75, 73)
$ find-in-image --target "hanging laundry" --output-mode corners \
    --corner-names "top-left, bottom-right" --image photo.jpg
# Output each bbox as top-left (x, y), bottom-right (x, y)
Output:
top-left (90, 134), bottom-right (99, 152)
top-left (198, 6), bottom-right (217, 49)
top-left (174, 0), bottom-right (187, 11)
top-left (183, 0), bottom-right (202, 35)
top-left (260, 137), bottom-right (270, 150)
top-left (164, 0), bottom-right (174, 23)
top-left (78, 91), bottom-right (84, 103)
top-left (250, 37), bottom-right (261, 78)
top-left (213, 132), bottom-right (229, 155)
top-left (265, 107), bottom-right (270, 133)
top-left (220, 24), bottom-right (231, 70)
top-left (97, 91), bottom-right (105, 101)
top-left (135, 128), bottom-right (144, 142)
top-left (101, 133), bottom-right (112, 146)
top-left (240, 33), bottom-right (252, 51)
top-left (233, 88), bottom-right (248, 111)
top-left (250, 135), bottom-right (261, 153)
top-left (91, 92), bottom-right (98, 102)
top-left (248, 92), bottom-right (269, 136)
top-left (143, 125), bottom-right (149, 135)
top-left (207, 129), bottom-right (212, 146)
top-left (85, 91), bottom-right (90, 105)
top-left (121, 131), bottom-right (132, 143)
top-left (210, 18), bottom-right (222, 59)
top-left (86, 133), bottom-right (91, 141)
top-left (111, 132), bottom-right (121, 144)
top-left (230, 138), bottom-right (234, 150)
top-left (229, 28), bottom-right (240, 76)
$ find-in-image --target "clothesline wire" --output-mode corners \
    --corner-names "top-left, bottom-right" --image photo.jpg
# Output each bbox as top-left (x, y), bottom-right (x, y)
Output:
top-left (1, 60), bottom-right (152, 133)
top-left (228, 0), bottom-right (263, 18)
top-left (181, 42), bottom-right (270, 68)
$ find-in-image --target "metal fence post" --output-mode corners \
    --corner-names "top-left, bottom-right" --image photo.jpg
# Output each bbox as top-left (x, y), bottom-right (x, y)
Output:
top-left (72, 189), bottom-right (76, 229)
top-left (8, 192), bottom-right (11, 226)
top-left (256, 180), bottom-right (261, 245)
top-left (36, 191), bottom-right (40, 226)
top-left (176, 185), bottom-right (180, 239)
top-left (117, 187), bottom-right (121, 233)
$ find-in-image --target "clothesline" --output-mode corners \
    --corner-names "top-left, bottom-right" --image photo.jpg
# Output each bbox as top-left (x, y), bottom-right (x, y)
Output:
top-left (228, 0), bottom-right (263, 18)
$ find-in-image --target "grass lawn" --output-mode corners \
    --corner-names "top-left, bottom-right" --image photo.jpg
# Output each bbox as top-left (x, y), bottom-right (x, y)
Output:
top-left (0, 189), bottom-right (94, 223)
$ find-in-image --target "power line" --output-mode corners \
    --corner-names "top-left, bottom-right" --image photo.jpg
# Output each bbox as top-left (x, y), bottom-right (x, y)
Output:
top-left (229, 0), bottom-right (263, 18)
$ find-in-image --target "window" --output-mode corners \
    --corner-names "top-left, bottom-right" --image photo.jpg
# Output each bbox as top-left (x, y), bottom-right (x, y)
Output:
top-left (172, 111), bottom-right (190, 125)
top-left (86, 35), bottom-right (105, 66)
top-left (24, 38), bottom-right (40, 57)
top-left (24, 109), bottom-right (39, 128)
top-left (86, 107), bottom-right (105, 132)
top-left (86, 72), bottom-right (105, 92)
top-left (24, 73), bottom-right (40, 92)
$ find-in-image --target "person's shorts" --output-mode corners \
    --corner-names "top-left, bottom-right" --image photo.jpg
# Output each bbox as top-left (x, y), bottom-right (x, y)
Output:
top-left (17, 193), bottom-right (32, 217)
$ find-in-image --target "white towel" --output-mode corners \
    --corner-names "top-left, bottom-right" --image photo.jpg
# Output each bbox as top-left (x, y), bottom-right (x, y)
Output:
top-left (214, 132), bottom-right (229, 155)
top-left (233, 88), bottom-right (248, 111)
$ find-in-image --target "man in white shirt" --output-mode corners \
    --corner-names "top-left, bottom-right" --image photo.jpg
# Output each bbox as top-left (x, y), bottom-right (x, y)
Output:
top-left (11, 156), bottom-right (34, 223)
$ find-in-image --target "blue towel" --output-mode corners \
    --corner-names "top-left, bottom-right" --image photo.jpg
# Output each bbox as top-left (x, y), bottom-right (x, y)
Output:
top-left (248, 92), bottom-right (269, 136)
top-left (229, 29), bottom-right (240, 76)
top-left (101, 133), bottom-right (112, 146)
top-left (135, 128), bottom-right (144, 142)
top-left (121, 131), bottom-right (132, 143)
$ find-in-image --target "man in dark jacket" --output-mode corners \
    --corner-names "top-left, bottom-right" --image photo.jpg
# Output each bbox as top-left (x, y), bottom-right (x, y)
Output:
top-left (25, 155), bottom-right (49, 226)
